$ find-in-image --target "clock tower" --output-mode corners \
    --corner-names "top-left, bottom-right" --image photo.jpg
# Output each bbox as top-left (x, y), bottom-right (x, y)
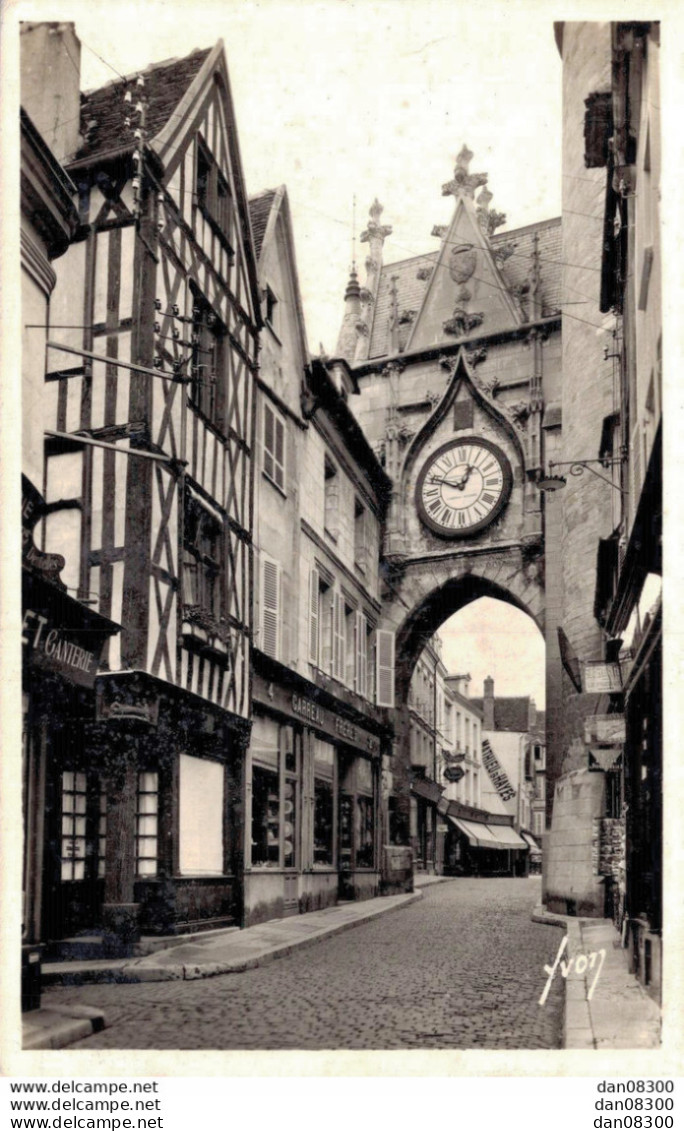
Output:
top-left (335, 149), bottom-right (564, 845)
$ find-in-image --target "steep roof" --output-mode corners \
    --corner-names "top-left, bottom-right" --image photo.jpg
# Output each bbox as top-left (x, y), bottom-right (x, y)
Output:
top-left (248, 189), bottom-right (278, 261)
top-left (73, 47), bottom-right (212, 164)
top-left (470, 696), bottom-right (533, 732)
top-left (367, 217), bottom-right (561, 360)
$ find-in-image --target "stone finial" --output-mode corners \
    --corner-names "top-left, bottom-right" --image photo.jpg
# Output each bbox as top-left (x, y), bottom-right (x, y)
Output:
top-left (442, 145), bottom-right (489, 199)
top-left (360, 197), bottom-right (392, 244)
top-left (476, 186), bottom-right (506, 236)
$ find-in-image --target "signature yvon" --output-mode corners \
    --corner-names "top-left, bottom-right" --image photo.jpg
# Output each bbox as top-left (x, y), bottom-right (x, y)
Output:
top-left (538, 934), bottom-right (606, 1005)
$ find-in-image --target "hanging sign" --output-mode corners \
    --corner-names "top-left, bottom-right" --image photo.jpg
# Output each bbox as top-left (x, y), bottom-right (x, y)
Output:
top-left (584, 714), bottom-right (626, 745)
top-left (582, 661), bottom-right (623, 694)
top-left (557, 626), bottom-right (583, 692)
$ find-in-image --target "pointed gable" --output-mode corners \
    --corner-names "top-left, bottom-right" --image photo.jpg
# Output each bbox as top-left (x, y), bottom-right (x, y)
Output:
top-left (407, 151), bottom-right (522, 353)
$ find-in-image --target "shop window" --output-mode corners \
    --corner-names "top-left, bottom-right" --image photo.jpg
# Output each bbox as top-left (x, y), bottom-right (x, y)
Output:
top-left (179, 754), bottom-right (224, 876)
top-left (260, 554), bottom-right (281, 660)
top-left (184, 490), bottom-right (224, 626)
top-left (60, 771), bottom-right (87, 882)
top-left (313, 740), bottom-right (335, 866)
top-left (340, 753), bottom-right (376, 870)
top-left (136, 772), bottom-right (159, 877)
top-left (324, 456), bottom-right (339, 540)
top-left (263, 401), bottom-right (286, 492)
top-left (251, 720), bottom-right (298, 869)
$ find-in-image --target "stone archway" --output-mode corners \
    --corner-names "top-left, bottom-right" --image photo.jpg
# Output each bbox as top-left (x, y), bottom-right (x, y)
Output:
top-left (382, 547), bottom-right (545, 847)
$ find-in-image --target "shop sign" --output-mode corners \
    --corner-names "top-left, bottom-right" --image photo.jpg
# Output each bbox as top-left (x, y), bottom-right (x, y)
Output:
top-left (584, 714), bottom-right (626, 745)
top-left (437, 796), bottom-right (450, 816)
top-left (22, 607), bottom-right (99, 688)
top-left (583, 661), bottom-right (623, 694)
top-left (444, 765), bottom-right (465, 783)
top-left (97, 680), bottom-right (160, 726)
top-left (22, 476), bottom-right (65, 582)
top-left (254, 677), bottom-right (381, 754)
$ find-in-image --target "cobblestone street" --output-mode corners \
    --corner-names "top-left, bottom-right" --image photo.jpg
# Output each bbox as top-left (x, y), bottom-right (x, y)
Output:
top-left (44, 878), bottom-right (563, 1050)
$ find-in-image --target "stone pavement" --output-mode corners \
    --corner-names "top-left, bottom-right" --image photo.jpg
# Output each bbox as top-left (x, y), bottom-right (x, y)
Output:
top-left (41, 877), bottom-right (563, 1050)
top-left (533, 905), bottom-right (661, 1049)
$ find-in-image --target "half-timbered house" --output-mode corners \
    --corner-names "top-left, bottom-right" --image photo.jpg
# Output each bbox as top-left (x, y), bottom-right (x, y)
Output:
top-left (35, 37), bottom-right (261, 947)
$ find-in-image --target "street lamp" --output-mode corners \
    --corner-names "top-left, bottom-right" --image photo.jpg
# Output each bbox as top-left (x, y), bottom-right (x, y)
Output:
top-left (536, 459), bottom-right (625, 494)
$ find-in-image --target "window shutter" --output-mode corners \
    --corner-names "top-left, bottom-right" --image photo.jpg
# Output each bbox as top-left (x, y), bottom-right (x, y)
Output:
top-left (376, 629), bottom-right (395, 708)
top-left (263, 403), bottom-right (274, 481)
top-left (261, 557), bottom-right (280, 659)
top-left (308, 566), bottom-right (320, 665)
top-left (333, 592), bottom-right (345, 682)
top-left (355, 611), bottom-right (368, 698)
top-left (274, 415), bottom-right (285, 491)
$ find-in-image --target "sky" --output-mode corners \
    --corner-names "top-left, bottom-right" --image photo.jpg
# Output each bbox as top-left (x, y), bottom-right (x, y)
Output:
top-left (6, 0), bottom-right (565, 706)
top-left (8, 0), bottom-right (563, 352)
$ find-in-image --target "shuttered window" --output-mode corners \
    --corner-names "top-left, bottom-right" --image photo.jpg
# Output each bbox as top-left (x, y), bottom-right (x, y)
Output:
top-left (355, 611), bottom-right (369, 698)
top-left (260, 555), bottom-right (281, 660)
top-left (333, 592), bottom-right (345, 683)
top-left (309, 566), bottom-right (320, 665)
top-left (263, 401), bottom-right (286, 493)
top-left (376, 629), bottom-right (395, 708)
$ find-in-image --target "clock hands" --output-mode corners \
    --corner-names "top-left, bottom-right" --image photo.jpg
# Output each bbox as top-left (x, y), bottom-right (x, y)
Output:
top-left (429, 465), bottom-right (473, 491)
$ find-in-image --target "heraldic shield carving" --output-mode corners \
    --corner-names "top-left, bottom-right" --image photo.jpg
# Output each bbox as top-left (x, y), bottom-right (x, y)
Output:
top-left (449, 243), bottom-right (477, 285)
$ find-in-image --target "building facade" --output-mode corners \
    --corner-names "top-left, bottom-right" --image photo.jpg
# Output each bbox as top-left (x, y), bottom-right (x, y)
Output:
top-left (545, 22), bottom-right (662, 1003)
top-left (246, 186), bottom-right (397, 924)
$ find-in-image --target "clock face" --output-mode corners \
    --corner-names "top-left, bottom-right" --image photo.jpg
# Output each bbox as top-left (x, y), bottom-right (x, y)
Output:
top-left (415, 437), bottom-right (512, 537)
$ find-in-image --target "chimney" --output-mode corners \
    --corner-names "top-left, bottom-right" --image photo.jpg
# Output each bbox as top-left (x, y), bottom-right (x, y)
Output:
top-left (483, 675), bottom-right (495, 731)
top-left (529, 697), bottom-right (537, 730)
top-left (21, 22), bottom-right (82, 163)
top-left (335, 266), bottom-right (362, 361)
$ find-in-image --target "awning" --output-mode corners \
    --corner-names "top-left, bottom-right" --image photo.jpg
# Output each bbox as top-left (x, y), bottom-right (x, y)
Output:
top-left (521, 832), bottom-right (541, 854)
top-left (411, 778), bottom-right (444, 806)
top-left (447, 817), bottom-right (503, 849)
top-left (486, 825), bottom-right (529, 850)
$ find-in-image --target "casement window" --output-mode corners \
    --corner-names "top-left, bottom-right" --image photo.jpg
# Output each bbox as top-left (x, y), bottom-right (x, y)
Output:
top-left (354, 498), bottom-right (371, 575)
top-left (309, 565), bottom-right (335, 673)
top-left (251, 718), bottom-right (299, 869)
top-left (324, 456), bottom-right (340, 540)
top-left (313, 739), bottom-right (335, 866)
top-left (375, 629), bottom-right (395, 708)
top-left (183, 490), bottom-right (224, 626)
top-left (189, 287), bottom-right (227, 428)
top-left (136, 772), bottom-right (159, 877)
top-left (260, 554), bottom-right (281, 660)
top-left (195, 134), bottom-right (234, 250)
top-left (263, 401), bottom-right (286, 493)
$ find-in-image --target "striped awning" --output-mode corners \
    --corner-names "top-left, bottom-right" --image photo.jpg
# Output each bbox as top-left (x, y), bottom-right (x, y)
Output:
top-left (487, 825), bottom-right (528, 850)
top-left (447, 817), bottom-right (502, 849)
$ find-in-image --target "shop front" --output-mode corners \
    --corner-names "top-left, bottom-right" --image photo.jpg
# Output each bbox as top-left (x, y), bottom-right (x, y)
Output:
top-left (443, 803), bottom-right (528, 877)
top-left (22, 557), bottom-right (119, 948)
top-left (246, 657), bottom-right (387, 926)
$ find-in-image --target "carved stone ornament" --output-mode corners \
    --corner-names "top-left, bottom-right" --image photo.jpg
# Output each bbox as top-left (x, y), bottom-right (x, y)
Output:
top-left (474, 373), bottom-right (500, 398)
top-left (443, 308), bottom-right (484, 337)
top-left (449, 243), bottom-right (477, 285)
top-left (457, 285), bottom-right (472, 304)
top-left (494, 240), bottom-right (517, 266)
top-left (361, 197), bottom-right (393, 243)
top-left (386, 422), bottom-right (414, 445)
top-left (380, 360), bottom-right (405, 379)
top-left (466, 346), bottom-right (488, 368)
top-left (507, 401), bottom-right (531, 427)
top-left (355, 321), bottom-right (369, 336)
top-left (365, 256), bottom-right (379, 274)
top-left (359, 288), bottom-right (374, 305)
top-left (398, 309), bottom-right (417, 325)
top-left (416, 265), bottom-right (433, 281)
top-left (431, 224), bottom-right (447, 239)
top-left (442, 145), bottom-right (489, 199)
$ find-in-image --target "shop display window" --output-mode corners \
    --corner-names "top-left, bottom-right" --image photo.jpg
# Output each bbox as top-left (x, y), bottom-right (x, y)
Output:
top-left (251, 719), bottom-right (299, 869)
top-left (179, 754), bottom-right (224, 875)
top-left (339, 752), bottom-right (376, 870)
top-left (313, 739), bottom-right (335, 866)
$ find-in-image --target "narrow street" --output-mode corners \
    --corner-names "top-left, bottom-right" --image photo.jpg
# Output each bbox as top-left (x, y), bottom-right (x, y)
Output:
top-left (44, 878), bottom-right (564, 1050)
